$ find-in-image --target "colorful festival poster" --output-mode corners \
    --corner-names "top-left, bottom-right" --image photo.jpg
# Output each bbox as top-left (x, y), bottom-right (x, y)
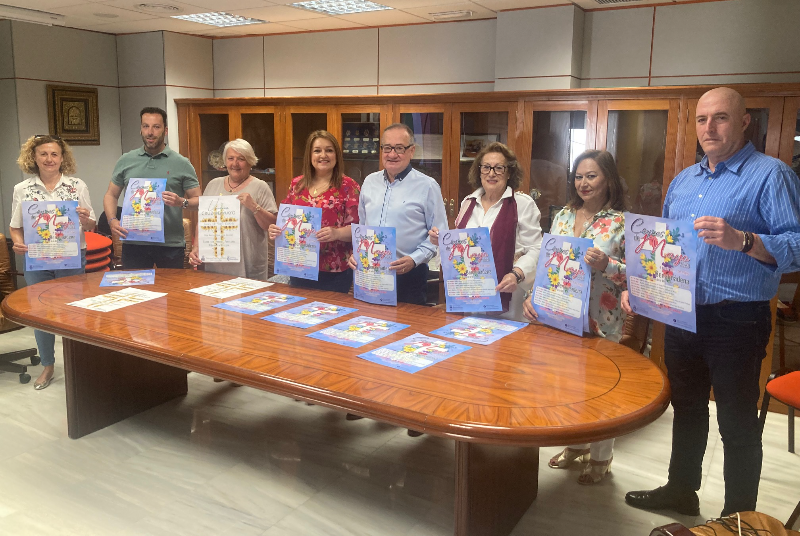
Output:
top-left (531, 234), bottom-right (593, 337)
top-left (120, 178), bottom-right (166, 242)
top-left (22, 200), bottom-right (81, 271)
top-left (213, 291), bottom-right (305, 315)
top-left (274, 204), bottom-right (322, 281)
top-left (357, 333), bottom-right (470, 374)
top-left (186, 277), bottom-right (272, 299)
top-left (352, 225), bottom-right (397, 306)
top-left (430, 316), bottom-right (527, 346)
top-left (197, 196), bottom-right (240, 263)
top-left (439, 228), bottom-right (502, 313)
top-left (68, 288), bottom-right (166, 312)
top-left (262, 301), bottom-right (357, 329)
top-left (307, 315), bottom-right (409, 348)
top-left (624, 213), bottom-right (698, 333)
top-left (100, 270), bottom-right (155, 287)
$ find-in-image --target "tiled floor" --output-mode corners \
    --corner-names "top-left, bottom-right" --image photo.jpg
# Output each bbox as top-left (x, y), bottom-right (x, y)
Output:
top-left (0, 325), bottom-right (798, 536)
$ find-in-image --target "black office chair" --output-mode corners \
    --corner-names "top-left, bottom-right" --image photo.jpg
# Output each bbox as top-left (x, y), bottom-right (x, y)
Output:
top-left (0, 234), bottom-right (39, 384)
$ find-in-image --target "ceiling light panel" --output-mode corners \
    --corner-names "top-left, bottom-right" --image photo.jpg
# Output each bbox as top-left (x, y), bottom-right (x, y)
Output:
top-left (171, 11), bottom-right (267, 26)
top-left (291, 0), bottom-right (393, 16)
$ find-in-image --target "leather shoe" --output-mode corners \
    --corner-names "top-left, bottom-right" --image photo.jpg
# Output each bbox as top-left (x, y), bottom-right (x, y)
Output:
top-left (407, 429), bottom-right (424, 437)
top-left (625, 485), bottom-right (700, 516)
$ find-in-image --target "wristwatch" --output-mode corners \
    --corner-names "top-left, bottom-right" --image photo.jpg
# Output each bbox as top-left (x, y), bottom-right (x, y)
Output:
top-left (511, 268), bottom-right (524, 283)
top-left (181, 197), bottom-right (189, 209)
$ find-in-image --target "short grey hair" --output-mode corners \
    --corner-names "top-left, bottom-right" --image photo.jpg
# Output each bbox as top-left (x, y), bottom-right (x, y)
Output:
top-left (382, 123), bottom-right (415, 146)
top-left (224, 138), bottom-right (258, 167)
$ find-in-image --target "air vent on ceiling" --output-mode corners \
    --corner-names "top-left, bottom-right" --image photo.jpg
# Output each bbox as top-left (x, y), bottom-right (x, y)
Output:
top-left (134, 4), bottom-right (183, 14)
top-left (594, 0), bottom-right (643, 4)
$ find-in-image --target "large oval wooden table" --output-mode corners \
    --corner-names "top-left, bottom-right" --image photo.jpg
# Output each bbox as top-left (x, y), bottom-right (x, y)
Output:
top-left (2, 269), bottom-right (670, 536)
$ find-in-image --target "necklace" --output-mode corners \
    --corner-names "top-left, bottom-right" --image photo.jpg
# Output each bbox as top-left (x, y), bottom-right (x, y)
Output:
top-left (226, 176), bottom-right (247, 192)
top-left (311, 180), bottom-right (330, 196)
top-left (577, 208), bottom-right (596, 229)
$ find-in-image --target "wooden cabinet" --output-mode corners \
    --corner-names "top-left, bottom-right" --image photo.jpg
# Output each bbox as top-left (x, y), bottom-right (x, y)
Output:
top-left (178, 85), bottom-right (800, 213)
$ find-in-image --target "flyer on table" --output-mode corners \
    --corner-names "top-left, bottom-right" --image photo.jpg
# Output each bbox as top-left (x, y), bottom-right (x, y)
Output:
top-left (213, 291), bottom-right (305, 315)
top-left (274, 204), bottom-right (322, 281)
top-left (531, 234), bottom-right (593, 337)
top-left (624, 212), bottom-right (698, 333)
top-left (68, 288), bottom-right (166, 313)
top-left (430, 316), bottom-right (526, 346)
top-left (100, 270), bottom-right (155, 287)
top-left (22, 200), bottom-right (81, 271)
top-left (197, 196), bottom-right (241, 263)
top-left (307, 316), bottom-right (408, 348)
top-left (357, 333), bottom-right (470, 374)
top-left (262, 301), bottom-right (357, 329)
top-left (186, 277), bottom-right (272, 299)
top-left (439, 227), bottom-right (502, 313)
top-left (120, 178), bottom-right (166, 243)
top-left (351, 225), bottom-right (397, 306)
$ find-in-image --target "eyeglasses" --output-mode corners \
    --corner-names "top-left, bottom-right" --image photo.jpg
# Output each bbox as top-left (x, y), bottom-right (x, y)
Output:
top-left (380, 144), bottom-right (413, 155)
top-left (479, 164), bottom-right (508, 175)
top-left (34, 134), bottom-right (62, 141)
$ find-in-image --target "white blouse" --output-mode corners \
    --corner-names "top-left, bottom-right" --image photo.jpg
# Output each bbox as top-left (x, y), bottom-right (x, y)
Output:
top-left (10, 175), bottom-right (96, 249)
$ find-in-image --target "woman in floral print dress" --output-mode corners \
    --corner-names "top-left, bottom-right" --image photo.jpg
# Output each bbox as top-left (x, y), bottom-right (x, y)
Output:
top-left (523, 149), bottom-right (627, 484)
top-left (269, 130), bottom-right (359, 293)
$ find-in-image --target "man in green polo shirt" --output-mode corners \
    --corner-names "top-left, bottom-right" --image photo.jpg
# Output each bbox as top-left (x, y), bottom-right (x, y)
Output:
top-left (103, 107), bottom-right (201, 269)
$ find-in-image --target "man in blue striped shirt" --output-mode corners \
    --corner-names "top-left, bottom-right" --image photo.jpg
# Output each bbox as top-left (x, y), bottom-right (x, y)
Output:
top-left (623, 87), bottom-right (800, 517)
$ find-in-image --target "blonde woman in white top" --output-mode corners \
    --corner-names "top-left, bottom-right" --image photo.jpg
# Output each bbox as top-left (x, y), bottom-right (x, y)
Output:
top-left (9, 135), bottom-right (95, 390)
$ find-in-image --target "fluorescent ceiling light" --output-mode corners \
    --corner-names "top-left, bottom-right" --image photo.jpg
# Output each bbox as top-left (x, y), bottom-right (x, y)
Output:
top-left (0, 4), bottom-right (65, 26)
top-left (291, 0), bottom-right (392, 16)
top-left (172, 11), bottom-right (267, 27)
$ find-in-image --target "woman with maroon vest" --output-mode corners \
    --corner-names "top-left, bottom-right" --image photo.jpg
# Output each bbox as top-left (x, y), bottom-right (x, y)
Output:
top-left (429, 142), bottom-right (542, 321)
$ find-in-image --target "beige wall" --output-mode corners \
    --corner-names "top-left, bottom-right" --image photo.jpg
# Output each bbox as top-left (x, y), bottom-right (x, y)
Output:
top-left (0, 22), bottom-right (122, 229)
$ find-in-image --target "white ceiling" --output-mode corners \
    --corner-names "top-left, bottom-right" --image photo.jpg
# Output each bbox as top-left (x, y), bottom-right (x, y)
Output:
top-left (2, 0), bottom-right (709, 37)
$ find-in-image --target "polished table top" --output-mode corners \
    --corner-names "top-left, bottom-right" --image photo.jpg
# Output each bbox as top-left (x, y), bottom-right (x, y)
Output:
top-left (2, 269), bottom-right (670, 446)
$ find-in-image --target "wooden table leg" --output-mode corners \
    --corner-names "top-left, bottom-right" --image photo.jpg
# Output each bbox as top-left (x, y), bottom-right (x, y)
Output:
top-left (63, 338), bottom-right (188, 439)
top-left (454, 441), bottom-right (539, 536)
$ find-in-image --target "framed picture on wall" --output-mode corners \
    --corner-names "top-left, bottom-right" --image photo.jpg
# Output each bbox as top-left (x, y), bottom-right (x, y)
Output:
top-left (460, 134), bottom-right (498, 161)
top-left (46, 85), bottom-right (100, 145)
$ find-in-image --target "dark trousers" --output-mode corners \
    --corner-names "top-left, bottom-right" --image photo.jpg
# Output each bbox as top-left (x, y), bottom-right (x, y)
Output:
top-left (396, 263), bottom-right (429, 305)
top-left (665, 300), bottom-right (772, 515)
top-left (122, 244), bottom-right (185, 269)
top-left (290, 269), bottom-right (353, 294)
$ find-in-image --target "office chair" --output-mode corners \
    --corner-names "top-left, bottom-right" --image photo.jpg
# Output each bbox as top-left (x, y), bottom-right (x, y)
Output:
top-left (0, 233), bottom-right (39, 384)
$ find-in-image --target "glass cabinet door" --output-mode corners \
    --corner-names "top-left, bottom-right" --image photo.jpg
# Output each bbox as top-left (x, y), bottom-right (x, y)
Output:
top-left (525, 103), bottom-right (593, 231)
top-left (288, 110), bottom-right (329, 180)
top-left (398, 108), bottom-right (447, 186)
top-left (197, 112), bottom-right (231, 189)
top-left (779, 97), bottom-right (800, 179)
top-left (241, 112), bottom-right (277, 196)
top-left (450, 105), bottom-right (515, 225)
top-left (598, 100), bottom-right (680, 217)
top-left (340, 112), bottom-right (381, 185)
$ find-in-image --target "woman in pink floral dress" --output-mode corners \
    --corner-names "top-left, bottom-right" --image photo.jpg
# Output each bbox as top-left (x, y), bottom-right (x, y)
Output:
top-left (523, 149), bottom-right (627, 485)
top-left (269, 130), bottom-right (359, 293)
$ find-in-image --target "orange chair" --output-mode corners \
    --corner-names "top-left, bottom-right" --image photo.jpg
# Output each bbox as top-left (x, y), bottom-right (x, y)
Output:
top-left (759, 369), bottom-right (800, 453)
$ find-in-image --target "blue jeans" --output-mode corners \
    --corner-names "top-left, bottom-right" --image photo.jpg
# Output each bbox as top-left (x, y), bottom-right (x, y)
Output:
top-left (24, 250), bottom-right (86, 367)
top-left (664, 300), bottom-right (771, 515)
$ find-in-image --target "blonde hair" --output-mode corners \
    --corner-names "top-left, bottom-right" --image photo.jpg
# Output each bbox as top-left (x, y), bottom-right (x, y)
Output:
top-left (17, 135), bottom-right (77, 176)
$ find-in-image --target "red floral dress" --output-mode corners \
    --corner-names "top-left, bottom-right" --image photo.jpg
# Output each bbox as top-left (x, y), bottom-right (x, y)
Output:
top-left (282, 175), bottom-right (360, 272)
top-left (551, 208), bottom-right (627, 342)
